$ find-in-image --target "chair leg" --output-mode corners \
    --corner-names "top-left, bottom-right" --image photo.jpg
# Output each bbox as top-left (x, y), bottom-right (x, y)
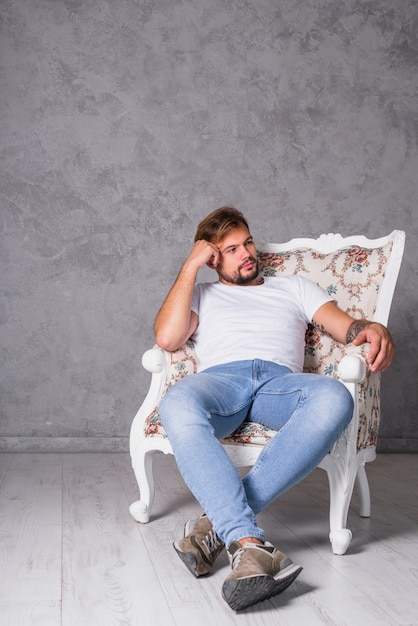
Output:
top-left (322, 452), bottom-right (358, 555)
top-left (355, 462), bottom-right (371, 518)
top-left (129, 448), bottom-right (156, 523)
top-left (327, 473), bottom-right (354, 555)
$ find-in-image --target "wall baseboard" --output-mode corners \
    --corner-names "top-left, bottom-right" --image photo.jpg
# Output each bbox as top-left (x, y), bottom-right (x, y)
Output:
top-left (0, 436), bottom-right (417, 454)
top-left (0, 437), bottom-right (129, 453)
top-left (377, 438), bottom-right (418, 453)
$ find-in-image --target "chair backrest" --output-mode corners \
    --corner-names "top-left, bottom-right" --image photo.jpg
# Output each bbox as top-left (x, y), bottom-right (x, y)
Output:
top-left (257, 230), bottom-right (405, 325)
top-left (256, 230), bottom-right (405, 377)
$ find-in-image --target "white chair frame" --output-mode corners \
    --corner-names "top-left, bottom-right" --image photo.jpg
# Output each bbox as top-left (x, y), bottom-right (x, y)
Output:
top-left (129, 230), bottom-right (405, 555)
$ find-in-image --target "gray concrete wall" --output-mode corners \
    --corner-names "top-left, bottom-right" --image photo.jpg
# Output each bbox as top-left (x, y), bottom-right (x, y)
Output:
top-left (1, 0), bottom-right (417, 452)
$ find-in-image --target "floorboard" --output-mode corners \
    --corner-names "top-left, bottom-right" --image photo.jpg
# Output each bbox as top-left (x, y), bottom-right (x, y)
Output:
top-left (0, 452), bottom-right (416, 625)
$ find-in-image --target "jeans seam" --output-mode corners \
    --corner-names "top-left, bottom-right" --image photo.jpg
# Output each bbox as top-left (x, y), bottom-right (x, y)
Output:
top-left (246, 387), bottom-right (307, 477)
top-left (209, 398), bottom-right (253, 418)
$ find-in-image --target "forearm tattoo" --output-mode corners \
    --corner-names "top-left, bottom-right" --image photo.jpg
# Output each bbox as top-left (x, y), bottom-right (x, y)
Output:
top-left (346, 319), bottom-right (371, 343)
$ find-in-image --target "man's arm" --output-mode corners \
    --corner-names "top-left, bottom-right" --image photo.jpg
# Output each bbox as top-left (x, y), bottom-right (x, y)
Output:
top-left (312, 301), bottom-right (394, 373)
top-left (154, 239), bottom-right (220, 352)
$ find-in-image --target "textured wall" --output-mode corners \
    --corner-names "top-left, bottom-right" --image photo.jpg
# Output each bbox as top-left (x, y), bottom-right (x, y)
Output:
top-left (0, 0), bottom-right (417, 451)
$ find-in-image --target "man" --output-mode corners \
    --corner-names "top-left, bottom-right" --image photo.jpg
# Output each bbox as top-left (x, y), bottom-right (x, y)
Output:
top-left (155, 207), bottom-right (394, 611)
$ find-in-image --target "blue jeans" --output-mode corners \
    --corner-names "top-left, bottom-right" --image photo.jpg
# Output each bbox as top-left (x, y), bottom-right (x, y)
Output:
top-left (159, 359), bottom-right (353, 548)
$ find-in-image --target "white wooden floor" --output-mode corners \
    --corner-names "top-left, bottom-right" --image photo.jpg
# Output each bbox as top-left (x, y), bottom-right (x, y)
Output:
top-left (0, 452), bottom-right (416, 626)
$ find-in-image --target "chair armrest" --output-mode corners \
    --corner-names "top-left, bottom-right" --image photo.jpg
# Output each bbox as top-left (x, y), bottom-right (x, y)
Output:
top-left (142, 346), bottom-right (167, 374)
top-left (338, 354), bottom-right (367, 383)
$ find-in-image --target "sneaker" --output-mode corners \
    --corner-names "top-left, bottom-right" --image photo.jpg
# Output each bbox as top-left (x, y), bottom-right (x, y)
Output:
top-left (222, 541), bottom-right (302, 611)
top-left (173, 514), bottom-right (225, 577)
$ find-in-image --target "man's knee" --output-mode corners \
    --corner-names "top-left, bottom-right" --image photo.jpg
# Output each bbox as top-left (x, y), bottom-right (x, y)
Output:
top-left (308, 376), bottom-right (353, 426)
top-left (159, 377), bottom-right (206, 432)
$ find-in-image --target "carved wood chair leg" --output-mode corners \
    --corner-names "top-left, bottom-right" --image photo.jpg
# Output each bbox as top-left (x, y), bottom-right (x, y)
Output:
top-left (355, 463), bottom-right (372, 518)
top-left (129, 449), bottom-right (156, 523)
top-left (324, 458), bottom-right (358, 555)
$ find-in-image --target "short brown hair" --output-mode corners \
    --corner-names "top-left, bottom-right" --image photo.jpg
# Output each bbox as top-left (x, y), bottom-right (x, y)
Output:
top-left (194, 207), bottom-right (249, 243)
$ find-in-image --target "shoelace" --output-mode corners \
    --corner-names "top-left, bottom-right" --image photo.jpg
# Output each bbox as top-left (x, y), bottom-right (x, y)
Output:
top-left (230, 547), bottom-right (244, 570)
top-left (229, 543), bottom-right (274, 570)
top-left (202, 529), bottom-right (223, 556)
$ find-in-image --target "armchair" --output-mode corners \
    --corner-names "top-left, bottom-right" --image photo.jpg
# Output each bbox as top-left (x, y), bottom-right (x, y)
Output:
top-left (129, 230), bottom-right (405, 555)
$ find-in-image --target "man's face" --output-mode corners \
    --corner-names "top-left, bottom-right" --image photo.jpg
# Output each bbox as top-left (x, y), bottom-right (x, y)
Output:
top-left (214, 225), bottom-right (260, 286)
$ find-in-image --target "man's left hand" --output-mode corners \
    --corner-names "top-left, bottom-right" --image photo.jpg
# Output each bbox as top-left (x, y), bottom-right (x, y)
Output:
top-left (352, 322), bottom-right (394, 372)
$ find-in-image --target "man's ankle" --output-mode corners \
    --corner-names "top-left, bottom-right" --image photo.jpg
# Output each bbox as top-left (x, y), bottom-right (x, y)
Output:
top-left (237, 537), bottom-right (264, 548)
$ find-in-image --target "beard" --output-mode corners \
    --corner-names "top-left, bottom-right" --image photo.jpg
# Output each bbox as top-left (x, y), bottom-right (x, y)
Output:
top-left (217, 257), bottom-right (260, 285)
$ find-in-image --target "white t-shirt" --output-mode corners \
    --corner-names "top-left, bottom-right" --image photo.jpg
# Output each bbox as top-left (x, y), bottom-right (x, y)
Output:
top-left (191, 275), bottom-right (333, 373)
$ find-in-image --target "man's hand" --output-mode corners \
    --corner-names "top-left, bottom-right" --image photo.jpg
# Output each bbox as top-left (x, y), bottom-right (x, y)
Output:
top-left (187, 239), bottom-right (221, 271)
top-left (313, 302), bottom-right (395, 373)
top-left (349, 321), bottom-right (394, 373)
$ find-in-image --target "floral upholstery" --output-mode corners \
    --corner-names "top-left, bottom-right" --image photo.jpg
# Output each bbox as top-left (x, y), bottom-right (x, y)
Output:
top-left (144, 242), bottom-right (393, 452)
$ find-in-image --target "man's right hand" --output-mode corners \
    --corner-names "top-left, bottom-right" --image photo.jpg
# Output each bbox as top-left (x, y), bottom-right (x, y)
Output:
top-left (187, 239), bottom-right (221, 271)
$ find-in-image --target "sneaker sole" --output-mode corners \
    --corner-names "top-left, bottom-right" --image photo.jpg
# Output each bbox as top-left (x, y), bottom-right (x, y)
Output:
top-left (173, 541), bottom-right (201, 576)
top-left (173, 541), bottom-right (216, 577)
top-left (222, 564), bottom-right (303, 611)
